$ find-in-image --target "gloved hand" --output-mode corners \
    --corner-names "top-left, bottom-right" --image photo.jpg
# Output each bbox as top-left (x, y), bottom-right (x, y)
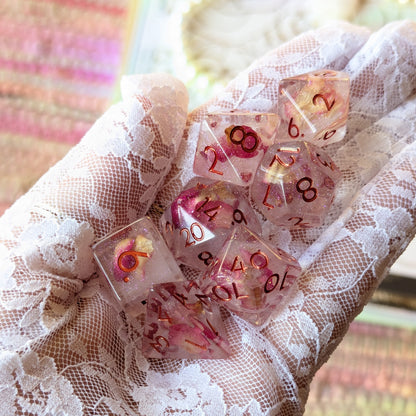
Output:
top-left (1, 20), bottom-right (416, 416)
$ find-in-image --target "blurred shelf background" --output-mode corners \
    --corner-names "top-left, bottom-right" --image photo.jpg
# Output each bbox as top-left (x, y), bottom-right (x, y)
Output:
top-left (1, 1), bottom-right (416, 414)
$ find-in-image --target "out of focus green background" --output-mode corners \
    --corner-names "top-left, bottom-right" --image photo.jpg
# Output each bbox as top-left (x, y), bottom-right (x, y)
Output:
top-left (0, 1), bottom-right (415, 414)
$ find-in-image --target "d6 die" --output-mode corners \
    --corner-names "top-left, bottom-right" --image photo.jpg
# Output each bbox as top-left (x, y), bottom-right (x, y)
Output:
top-left (93, 217), bottom-right (185, 317)
top-left (277, 69), bottom-right (350, 146)
top-left (193, 111), bottom-right (279, 186)
top-left (142, 281), bottom-right (230, 359)
top-left (161, 179), bottom-right (262, 270)
top-left (200, 226), bottom-right (301, 326)
top-left (251, 142), bottom-right (341, 228)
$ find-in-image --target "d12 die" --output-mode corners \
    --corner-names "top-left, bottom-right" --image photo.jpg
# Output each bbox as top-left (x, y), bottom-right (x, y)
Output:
top-left (200, 226), bottom-right (301, 326)
top-left (193, 111), bottom-right (279, 186)
top-left (251, 141), bottom-right (342, 228)
top-left (93, 217), bottom-right (185, 317)
top-left (161, 179), bottom-right (262, 270)
top-left (277, 69), bottom-right (350, 146)
top-left (142, 281), bottom-right (230, 359)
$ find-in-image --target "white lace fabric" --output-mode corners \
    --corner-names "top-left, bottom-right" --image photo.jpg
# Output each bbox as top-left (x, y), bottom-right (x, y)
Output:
top-left (1, 21), bottom-right (416, 415)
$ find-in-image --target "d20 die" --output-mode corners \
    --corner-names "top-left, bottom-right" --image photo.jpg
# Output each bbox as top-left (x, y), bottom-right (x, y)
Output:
top-left (161, 179), bottom-right (262, 271)
top-left (93, 217), bottom-right (185, 317)
top-left (200, 226), bottom-right (301, 326)
top-left (142, 281), bottom-right (230, 359)
top-left (251, 141), bottom-right (342, 228)
top-left (193, 111), bottom-right (279, 186)
top-left (277, 69), bottom-right (350, 146)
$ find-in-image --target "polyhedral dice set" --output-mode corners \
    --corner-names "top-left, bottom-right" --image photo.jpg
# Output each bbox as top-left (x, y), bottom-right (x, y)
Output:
top-left (93, 69), bottom-right (349, 359)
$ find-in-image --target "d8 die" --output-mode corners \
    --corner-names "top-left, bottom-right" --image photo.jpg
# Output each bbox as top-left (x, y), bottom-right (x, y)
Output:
top-left (193, 111), bottom-right (279, 186)
top-left (277, 69), bottom-right (350, 146)
top-left (199, 226), bottom-right (301, 326)
top-left (251, 141), bottom-right (342, 228)
top-left (93, 217), bottom-right (185, 317)
top-left (161, 179), bottom-right (262, 270)
top-left (142, 281), bottom-right (230, 359)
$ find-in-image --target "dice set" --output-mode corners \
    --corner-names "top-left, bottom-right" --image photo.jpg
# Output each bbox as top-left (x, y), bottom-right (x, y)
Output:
top-left (93, 69), bottom-right (349, 359)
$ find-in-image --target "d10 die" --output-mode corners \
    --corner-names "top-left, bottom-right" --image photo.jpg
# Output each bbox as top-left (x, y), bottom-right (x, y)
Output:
top-left (93, 217), bottom-right (185, 317)
top-left (193, 111), bottom-right (279, 186)
top-left (277, 69), bottom-right (350, 146)
top-left (200, 226), bottom-right (301, 326)
top-left (161, 179), bottom-right (262, 270)
top-left (251, 142), bottom-right (341, 228)
top-left (142, 281), bottom-right (230, 359)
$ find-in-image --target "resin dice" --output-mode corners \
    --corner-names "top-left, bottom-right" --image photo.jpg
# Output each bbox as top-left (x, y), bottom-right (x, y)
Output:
top-left (93, 217), bottom-right (185, 317)
top-left (142, 281), bottom-right (230, 359)
top-left (193, 111), bottom-right (279, 186)
top-left (251, 141), bottom-right (342, 228)
top-left (161, 179), bottom-right (262, 270)
top-left (277, 69), bottom-right (349, 146)
top-left (199, 226), bottom-right (301, 326)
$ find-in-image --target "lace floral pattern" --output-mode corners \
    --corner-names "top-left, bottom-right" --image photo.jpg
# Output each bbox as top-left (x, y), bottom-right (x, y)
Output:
top-left (2, 21), bottom-right (416, 415)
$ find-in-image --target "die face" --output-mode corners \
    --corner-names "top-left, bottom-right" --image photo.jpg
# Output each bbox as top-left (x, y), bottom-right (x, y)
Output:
top-left (200, 226), bottom-right (301, 326)
top-left (142, 281), bottom-right (230, 359)
top-left (251, 142), bottom-right (342, 228)
top-left (277, 70), bottom-right (350, 146)
top-left (193, 112), bottom-right (279, 186)
top-left (161, 179), bottom-right (262, 271)
top-left (93, 217), bottom-right (185, 317)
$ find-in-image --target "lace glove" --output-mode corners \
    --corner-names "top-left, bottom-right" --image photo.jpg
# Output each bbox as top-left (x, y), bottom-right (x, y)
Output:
top-left (2, 20), bottom-right (416, 416)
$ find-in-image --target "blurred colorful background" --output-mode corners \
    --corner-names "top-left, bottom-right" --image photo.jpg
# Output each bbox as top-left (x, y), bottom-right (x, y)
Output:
top-left (0, 0), bottom-right (415, 414)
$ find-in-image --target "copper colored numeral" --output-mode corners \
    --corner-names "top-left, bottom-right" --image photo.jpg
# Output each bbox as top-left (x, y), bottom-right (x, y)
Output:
top-left (231, 255), bottom-right (247, 273)
top-left (229, 125), bottom-right (259, 153)
top-left (316, 152), bottom-right (336, 171)
top-left (184, 338), bottom-right (208, 350)
top-left (212, 283), bottom-right (249, 301)
top-left (196, 197), bottom-right (221, 221)
top-left (296, 177), bottom-right (318, 202)
top-left (212, 285), bottom-right (232, 301)
top-left (195, 293), bottom-right (210, 306)
top-left (205, 317), bottom-right (219, 336)
top-left (198, 251), bottom-right (214, 266)
top-left (250, 251), bottom-right (269, 269)
top-left (118, 250), bottom-right (150, 274)
top-left (288, 117), bottom-right (300, 138)
top-left (144, 322), bottom-right (158, 340)
top-left (164, 221), bottom-right (173, 233)
top-left (270, 147), bottom-right (301, 168)
top-left (318, 129), bottom-right (337, 141)
top-left (150, 335), bottom-right (169, 353)
top-left (264, 271), bottom-right (288, 293)
top-left (158, 305), bottom-right (172, 324)
top-left (232, 209), bottom-right (247, 224)
top-left (312, 94), bottom-right (335, 111)
top-left (262, 184), bottom-right (274, 209)
top-left (204, 145), bottom-right (223, 175)
top-left (288, 217), bottom-right (310, 227)
top-left (180, 222), bottom-right (204, 247)
top-left (172, 292), bottom-right (188, 307)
